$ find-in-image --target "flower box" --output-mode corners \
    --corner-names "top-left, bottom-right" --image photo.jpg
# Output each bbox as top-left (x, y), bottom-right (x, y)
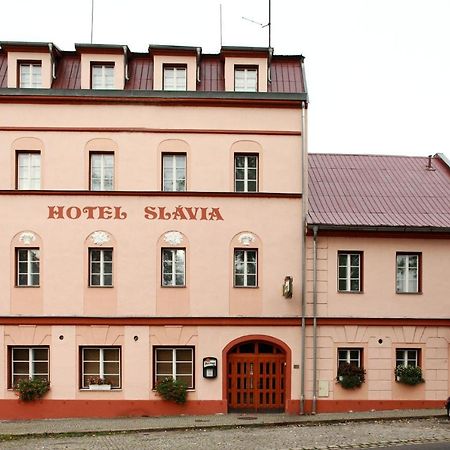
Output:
top-left (89, 384), bottom-right (111, 391)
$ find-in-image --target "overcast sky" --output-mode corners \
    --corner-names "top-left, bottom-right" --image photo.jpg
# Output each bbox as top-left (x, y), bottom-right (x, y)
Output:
top-left (2, 0), bottom-right (450, 157)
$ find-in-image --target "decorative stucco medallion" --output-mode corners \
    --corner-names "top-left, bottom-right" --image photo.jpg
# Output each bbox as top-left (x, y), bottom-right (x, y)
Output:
top-left (238, 232), bottom-right (256, 246)
top-left (164, 231), bottom-right (183, 246)
top-left (19, 231), bottom-right (36, 245)
top-left (90, 231), bottom-right (110, 246)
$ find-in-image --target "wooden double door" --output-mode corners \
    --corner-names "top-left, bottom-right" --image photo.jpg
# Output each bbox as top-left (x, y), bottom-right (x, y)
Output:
top-left (227, 341), bottom-right (286, 412)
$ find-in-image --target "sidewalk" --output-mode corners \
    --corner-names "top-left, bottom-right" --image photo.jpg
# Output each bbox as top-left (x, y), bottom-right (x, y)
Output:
top-left (0, 409), bottom-right (445, 439)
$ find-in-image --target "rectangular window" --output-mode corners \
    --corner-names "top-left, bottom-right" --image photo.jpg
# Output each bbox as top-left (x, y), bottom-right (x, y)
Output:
top-left (396, 253), bottom-right (421, 293)
top-left (89, 248), bottom-right (113, 287)
top-left (234, 249), bottom-right (257, 287)
top-left (17, 152), bottom-right (41, 190)
top-left (338, 348), bottom-right (362, 369)
top-left (16, 248), bottom-right (40, 287)
top-left (162, 154), bottom-right (186, 191)
top-left (81, 347), bottom-right (121, 389)
top-left (9, 346), bottom-right (49, 387)
top-left (19, 62), bottom-right (42, 88)
top-left (154, 347), bottom-right (194, 389)
top-left (234, 67), bottom-right (258, 92)
top-left (163, 66), bottom-right (187, 91)
top-left (90, 153), bottom-right (114, 191)
top-left (91, 64), bottom-right (115, 89)
top-left (234, 154), bottom-right (258, 192)
top-left (396, 349), bottom-right (420, 368)
top-left (162, 248), bottom-right (185, 287)
top-left (338, 251), bottom-right (362, 292)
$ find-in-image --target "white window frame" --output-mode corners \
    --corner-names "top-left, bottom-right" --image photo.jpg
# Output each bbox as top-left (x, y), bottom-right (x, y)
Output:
top-left (16, 248), bottom-right (40, 287)
top-left (90, 153), bottom-right (114, 191)
top-left (17, 152), bottom-right (41, 190)
top-left (234, 154), bottom-right (258, 192)
top-left (10, 347), bottom-right (49, 387)
top-left (338, 252), bottom-right (362, 292)
top-left (154, 347), bottom-right (194, 389)
top-left (81, 347), bottom-right (121, 389)
top-left (162, 248), bottom-right (186, 287)
top-left (396, 349), bottom-right (419, 368)
top-left (338, 348), bottom-right (362, 368)
top-left (163, 66), bottom-right (187, 91)
top-left (162, 154), bottom-right (186, 192)
top-left (234, 67), bottom-right (258, 92)
top-left (89, 248), bottom-right (113, 287)
top-left (396, 253), bottom-right (420, 293)
top-left (234, 249), bottom-right (258, 287)
top-left (91, 64), bottom-right (115, 89)
top-left (19, 62), bottom-right (42, 88)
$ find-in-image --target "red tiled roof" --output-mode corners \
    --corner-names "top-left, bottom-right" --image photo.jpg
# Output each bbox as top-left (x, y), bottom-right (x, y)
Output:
top-left (125, 56), bottom-right (153, 90)
top-left (0, 53), bottom-right (7, 88)
top-left (52, 54), bottom-right (80, 89)
top-left (308, 153), bottom-right (450, 230)
top-left (268, 58), bottom-right (305, 93)
top-left (0, 50), bottom-right (304, 93)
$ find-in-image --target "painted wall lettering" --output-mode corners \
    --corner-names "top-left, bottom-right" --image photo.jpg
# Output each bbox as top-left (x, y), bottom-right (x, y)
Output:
top-left (48, 206), bottom-right (128, 220)
top-left (144, 206), bottom-right (224, 221)
top-left (47, 205), bottom-right (223, 221)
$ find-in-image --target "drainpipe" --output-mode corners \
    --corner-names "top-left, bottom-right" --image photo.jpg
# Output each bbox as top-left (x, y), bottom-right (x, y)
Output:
top-left (123, 46), bottom-right (129, 81)
top-left (312, 224), bottom-right (318, 414)
top-left (48, 43), bottom-right (56, 80)
top-left (299, 99), bottom-right (308, 414)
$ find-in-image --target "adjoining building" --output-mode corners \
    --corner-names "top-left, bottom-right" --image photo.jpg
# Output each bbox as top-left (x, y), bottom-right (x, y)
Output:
top-left (306, 153), bottom-right (450, 412)
top-left (0, 42), bottom-right (308, 419)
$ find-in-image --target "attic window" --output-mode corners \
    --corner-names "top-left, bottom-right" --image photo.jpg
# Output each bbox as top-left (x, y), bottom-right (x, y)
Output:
top-left (163, 65), bottom-right (187, 91)
top-left (234, 67), bottom-right (258, 92)
top-left (91, 63), bottom-right (115, 89)
top-left (19, 62), bottom-right (42, 88)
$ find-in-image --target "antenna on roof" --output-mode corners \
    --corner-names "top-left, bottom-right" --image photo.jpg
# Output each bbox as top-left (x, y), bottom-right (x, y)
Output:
top-left (90, 0), bottom-right (94, 44)
top-left (241, 0), bottom-right (272, 49)
top-left (220, 4), bottom-right (223, 48)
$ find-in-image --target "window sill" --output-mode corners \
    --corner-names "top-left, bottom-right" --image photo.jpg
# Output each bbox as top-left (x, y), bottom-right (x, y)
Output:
top-left (161, 284), bottom-right (186, 289)
top-left (396, 292), bottom-right (422, 295)
top-left (233, 286), bottom-right (259, 289)
top-left (79, 388), bottom-right (122, 391)
top-left (15, 285), bottom-right (40, 288)
top-left (337, 290), bottom-right (363, 294)
top-left (88, 286), bottom-right (114, 288)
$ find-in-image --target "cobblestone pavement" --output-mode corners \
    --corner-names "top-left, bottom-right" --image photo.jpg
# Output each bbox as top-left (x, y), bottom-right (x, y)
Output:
top-left (0, 418), bottom-right (448, 449)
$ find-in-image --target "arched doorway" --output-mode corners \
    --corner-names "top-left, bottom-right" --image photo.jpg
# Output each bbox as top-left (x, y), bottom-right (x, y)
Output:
top-left (226, 340), bottom-right (287, 412)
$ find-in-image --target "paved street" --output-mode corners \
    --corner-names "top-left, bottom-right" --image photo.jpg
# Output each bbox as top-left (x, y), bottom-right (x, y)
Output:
top-left (0, 417), bottom-right (449, 449)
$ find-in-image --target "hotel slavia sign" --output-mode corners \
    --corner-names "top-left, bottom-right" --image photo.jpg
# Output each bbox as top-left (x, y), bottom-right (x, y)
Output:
top-left (47, 205), bottom-right (224, 221)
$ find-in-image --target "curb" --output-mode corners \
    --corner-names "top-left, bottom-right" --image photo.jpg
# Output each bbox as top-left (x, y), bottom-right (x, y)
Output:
top-left (0, 413), bottom-right (446, 442)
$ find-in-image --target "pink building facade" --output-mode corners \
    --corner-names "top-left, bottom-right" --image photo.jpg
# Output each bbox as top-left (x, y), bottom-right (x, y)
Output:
top-left (0, 42), bottom-right (308, 418)
top-left (0, 42), bottom-right (448, 419)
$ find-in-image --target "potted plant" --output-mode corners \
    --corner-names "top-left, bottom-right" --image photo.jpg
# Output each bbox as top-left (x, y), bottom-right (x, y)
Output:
top-left (155, 377), bottom-right (187, 404)
top-left (395, 365), bottom-right (424, 385)
top-left (14, 377), bottom-right (50, 402)
top-left (88, 376), bottom-right (113, 390)
top-left (336, 363), bottom-right (366, 389)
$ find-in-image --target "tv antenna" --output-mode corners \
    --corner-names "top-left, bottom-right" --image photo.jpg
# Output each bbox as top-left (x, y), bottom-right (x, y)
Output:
top-left (242, 0), bottom-right (272, 49)
top-left (90, 0), bottom-right (95, 43)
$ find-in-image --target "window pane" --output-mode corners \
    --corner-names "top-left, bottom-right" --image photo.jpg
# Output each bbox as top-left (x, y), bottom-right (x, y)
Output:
top-left (84, 348), bottom-right (99, 361)
top-left (176, 349), bottom-right (192, 361)
top-left (157, 349), bottom-right (173, 361)
top-left (103, 348), bottom-right (119, 361)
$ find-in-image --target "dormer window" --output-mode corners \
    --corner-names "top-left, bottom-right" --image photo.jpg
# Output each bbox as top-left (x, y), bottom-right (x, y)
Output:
top-left (163, 65), bottom-right (187, 91)
top-left (91, 63), bottom-right (115, 89)
top-left (234, 67), bottom-right (258, 92)
top-left (19, 62), bottom-right (42, 88)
